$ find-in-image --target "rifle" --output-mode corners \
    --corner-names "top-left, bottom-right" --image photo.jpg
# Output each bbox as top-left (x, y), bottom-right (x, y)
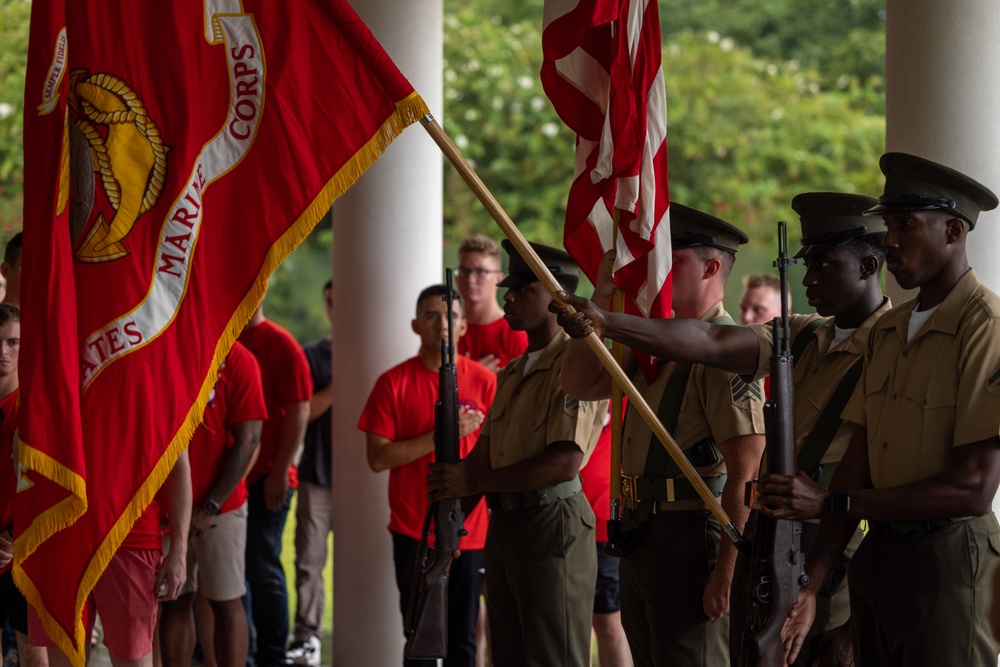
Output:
top-left (404, 269), bottom-right (467, 660)
top-left (741, 221), bottom-right (809, 666)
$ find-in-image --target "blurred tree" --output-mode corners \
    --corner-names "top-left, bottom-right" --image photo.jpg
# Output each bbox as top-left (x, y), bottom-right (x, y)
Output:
top-left (664, 30), bottom-right (885, 244)
top-left (0, 0), bottom-right (30, 238)
top-left (661, 0), bottom-right (886, 112)
top-left (441, 7), bottom-right (573, 248)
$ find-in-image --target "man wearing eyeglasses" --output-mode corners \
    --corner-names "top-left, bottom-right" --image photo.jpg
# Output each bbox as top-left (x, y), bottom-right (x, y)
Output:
top-left (455, 235), bottom-right (527, 373)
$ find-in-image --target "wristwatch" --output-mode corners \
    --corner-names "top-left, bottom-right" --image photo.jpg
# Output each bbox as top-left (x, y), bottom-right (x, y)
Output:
top-left (828, 489), bottom-right (851, 521)
top-left (202, 499), bottom-right (222, 516)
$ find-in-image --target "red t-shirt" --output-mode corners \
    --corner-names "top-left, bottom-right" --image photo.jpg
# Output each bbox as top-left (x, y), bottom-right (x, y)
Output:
top-left (580, 406), bottom-right (613, 543)
top-left (190, 341), bottom-right (267, 513)
top-left (0, 388), bottom-right (19, 534)
top-left (123, 502), bottom-right (163, 550)
top-left (239, 319), bottom-right (313, 486)
top-left (357, 355), bottom-right (495, 550)
top-left (458, 318), bottom-right (527, 371)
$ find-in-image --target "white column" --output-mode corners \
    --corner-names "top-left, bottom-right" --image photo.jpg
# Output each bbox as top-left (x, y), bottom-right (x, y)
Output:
top-left (884, 0), bottom-right (1000, 513)
top-left (331, 1), bottom-right (443, 664)
top-left (884, 0), bottom-right (1000, 299)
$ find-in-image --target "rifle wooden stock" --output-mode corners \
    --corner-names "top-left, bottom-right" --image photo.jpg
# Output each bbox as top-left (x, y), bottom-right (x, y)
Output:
top-left (742, 223), bottom-right (807, 667)
top-left (404, 499), bottom-right (461, 659)
top-left (404, 276), bottom-right (466, 660)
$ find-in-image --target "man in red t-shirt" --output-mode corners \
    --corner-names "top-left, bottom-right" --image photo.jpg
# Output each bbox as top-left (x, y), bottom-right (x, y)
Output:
top-left (159, 341), bottom-right (265, 667)
top-left (358, 284), bottom-right (496, 667)
top-left (237, 303), bottom-right (311, 667)
top-left (455, 235), bottom-right (527, 373)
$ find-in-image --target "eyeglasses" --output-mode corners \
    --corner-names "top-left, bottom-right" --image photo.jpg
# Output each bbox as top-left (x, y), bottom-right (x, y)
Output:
top-left (454, 268), bottom-right (503, 279)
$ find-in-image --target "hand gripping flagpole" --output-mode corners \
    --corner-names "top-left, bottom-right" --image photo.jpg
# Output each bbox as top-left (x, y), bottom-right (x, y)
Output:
top-left (419, 114), bottom-right (747, 550)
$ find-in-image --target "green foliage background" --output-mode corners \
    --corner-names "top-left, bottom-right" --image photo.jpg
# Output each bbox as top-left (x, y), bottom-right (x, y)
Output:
top-left (0, 0), bottom-right (887, 339)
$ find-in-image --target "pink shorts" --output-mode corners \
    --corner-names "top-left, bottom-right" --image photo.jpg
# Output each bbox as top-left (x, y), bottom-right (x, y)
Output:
top-left (29, 548), bottom-right (161, 661)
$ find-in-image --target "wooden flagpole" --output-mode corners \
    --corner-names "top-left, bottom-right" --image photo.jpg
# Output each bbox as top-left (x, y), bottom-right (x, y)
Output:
top-left (609, 209), bottom-right (624, 528)
top-left (419, 114), bottom-right (745, 546)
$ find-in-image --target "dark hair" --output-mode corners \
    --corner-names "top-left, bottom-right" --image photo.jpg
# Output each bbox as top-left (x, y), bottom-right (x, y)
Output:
top-left (416, 284), bottom-right (464, 313)
top-left (847, 233), bottom-right (887, 271)
top-left (0, 303), bottom-right (20, 326)
top-left (4, 233), bottom-right (22, 266)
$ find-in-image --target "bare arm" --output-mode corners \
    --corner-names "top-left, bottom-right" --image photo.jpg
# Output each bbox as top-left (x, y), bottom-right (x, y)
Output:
top-left (759, 429), bottom-right (1000, 523)
top-left (367, 410), bottom-right (485, 472)
top-left (264, 400), bottom-right (309, 511)
top-left (705, 433), bottom-right (766, 619)
top-left (847, 436), bottom-right (1000, 521)
top-left (156, 449), bottom-right (191, 601)
top-left (561, 339), bottom-right (637, 401)
top-left (367, 431), bottom-right (434, 472)
top-left (308, 384), bottom-right (333, 421)
top-left (554, 292), bottom-right (761, 377)
top-left (191, 419), bottom-right (262, 536)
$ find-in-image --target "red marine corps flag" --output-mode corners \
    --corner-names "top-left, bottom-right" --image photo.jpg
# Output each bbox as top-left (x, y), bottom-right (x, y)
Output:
top-left (541, 0), bottom-right (670, 321)
top-left (15, 1), bottom-right (426, 662)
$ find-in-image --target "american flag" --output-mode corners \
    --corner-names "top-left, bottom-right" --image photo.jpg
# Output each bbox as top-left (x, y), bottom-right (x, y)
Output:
top-left (541, 0), bottom-right (670, 320)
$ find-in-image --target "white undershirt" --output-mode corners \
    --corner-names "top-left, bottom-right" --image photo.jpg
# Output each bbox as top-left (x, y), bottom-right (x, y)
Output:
top-left (522, 349), bottom-right (545, 374)
top-left (907, 302), bottom-right (940, 342)
top-left (830, 326), bottom-right (857, 350)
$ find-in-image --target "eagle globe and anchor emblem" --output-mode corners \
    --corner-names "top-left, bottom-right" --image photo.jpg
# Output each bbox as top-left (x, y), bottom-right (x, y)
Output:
top-left (68, 68), bottom-right (170, 263)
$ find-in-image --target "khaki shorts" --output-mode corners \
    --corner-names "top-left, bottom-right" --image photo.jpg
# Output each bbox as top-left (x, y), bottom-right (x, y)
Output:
top-left (182, 502), bottom-right (248, 601)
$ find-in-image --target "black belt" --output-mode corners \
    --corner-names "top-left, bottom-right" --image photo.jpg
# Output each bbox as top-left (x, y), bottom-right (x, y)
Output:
top-left (869, 516), bottom-right (974, 536)
top-left (485, 477), bottom-right (582, 512)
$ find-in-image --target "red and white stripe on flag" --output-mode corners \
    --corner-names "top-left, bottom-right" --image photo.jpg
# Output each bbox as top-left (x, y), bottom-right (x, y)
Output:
top-left (541, 0), bottom-right (671, 320)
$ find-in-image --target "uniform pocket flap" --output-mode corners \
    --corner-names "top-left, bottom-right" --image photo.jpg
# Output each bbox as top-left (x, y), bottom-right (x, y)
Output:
top-left (987, 531), bottom-right (1000, 556)
top-left (864, 367), bottom-right (890, 396)
top-left (905, 375), bottom-right (957, 409)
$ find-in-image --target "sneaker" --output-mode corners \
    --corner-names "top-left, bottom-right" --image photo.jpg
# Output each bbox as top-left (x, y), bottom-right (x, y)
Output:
top-left (285, 635), bottom-right (320, 666)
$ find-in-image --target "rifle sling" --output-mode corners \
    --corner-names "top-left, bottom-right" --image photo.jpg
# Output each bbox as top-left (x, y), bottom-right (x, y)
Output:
top-left (629, 315), bottom-right (735, 522)
top-left (796, 356), bottom-right (863, 487)
top-left (791, 317), bottom-right (827, 360)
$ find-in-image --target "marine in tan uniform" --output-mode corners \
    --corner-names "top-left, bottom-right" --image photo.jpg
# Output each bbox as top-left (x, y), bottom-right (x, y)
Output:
top-left (759, 153), bottom-right (1000, 667)
top-left (553, 193), bottom-right (893, 666)
top-left (428, 241), bottom-right (607, 667)
top-left (560, 205), bottom-right (766, 667)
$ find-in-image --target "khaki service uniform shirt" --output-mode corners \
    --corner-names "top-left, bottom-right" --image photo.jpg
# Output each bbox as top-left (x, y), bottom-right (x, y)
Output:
top-left (483, 330), bottom-right (608, 471)
top-left (621, 302), bottom-right (766, 509)
top-left (843, 270), bottom-right (1000, 488)
top-left (748, 299), bottom-right (892, 468)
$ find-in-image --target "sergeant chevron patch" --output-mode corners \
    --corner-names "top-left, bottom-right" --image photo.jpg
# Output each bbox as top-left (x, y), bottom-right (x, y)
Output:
top-left (730, 375), bottom-right (762, 404)
top-left (988, 367), bottom-right (1000, 393)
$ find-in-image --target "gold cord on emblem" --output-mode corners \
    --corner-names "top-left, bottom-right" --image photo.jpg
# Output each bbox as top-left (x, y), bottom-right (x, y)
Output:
top-left (69, 69), bottom-right (169, 263)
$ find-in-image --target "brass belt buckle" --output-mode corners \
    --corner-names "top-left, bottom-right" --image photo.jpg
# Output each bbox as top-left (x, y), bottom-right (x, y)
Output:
top-left (621, 475), bottom-right (638, 504)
